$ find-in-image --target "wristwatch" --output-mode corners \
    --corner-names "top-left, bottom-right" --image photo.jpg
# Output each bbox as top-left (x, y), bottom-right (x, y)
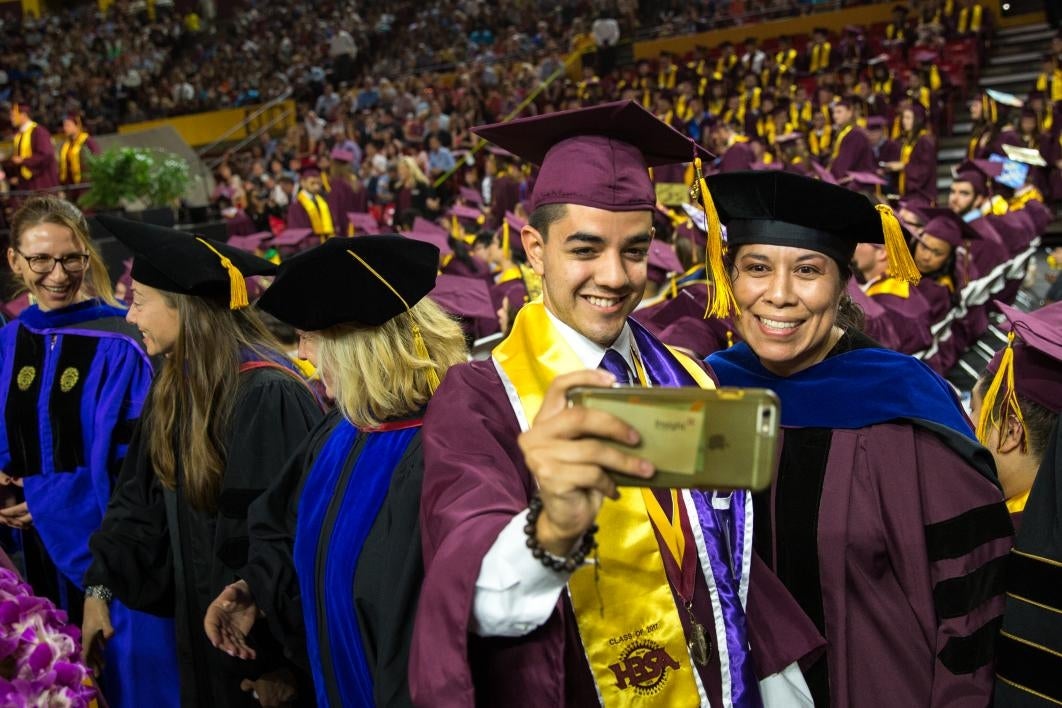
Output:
top-left (84, 585), bottom-right (113, 603)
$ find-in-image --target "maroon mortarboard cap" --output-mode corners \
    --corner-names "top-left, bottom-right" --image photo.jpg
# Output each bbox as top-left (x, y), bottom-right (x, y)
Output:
top-left (658, 316), bottom-right (728, 358)
top-left (257, 236), bottom-right (440, 330)
top-left (917, 208), bottom-right (965, 247)
top-left (866, 115), bottom-right (888, 130)
top-left (486, 145), bottom-right (515, 158)
top-left (776, 131), bottom-right (804, 145)
top-left (459, 186), bottom-right (484, 205)
top-left (448, 203), bottom-right (483, 222)
top-left (912, 50), bottom-right (938, 63)
top-left (986, 300), bottom-right (1062, 413)
top-left (811, 161), bottom-right (839, 185)
top-left (953, 159), bottom-right (1002, 195)
top-left (430, 273), bottom-right (497, 321)
top-left (504, 211), bottom-right (528, 232)
top-left (227, 232), bottom-right (272, 252)
top-left (647, 240), bottom-right (683, 283)
top-left (751, 161), bottom-right (784, 171)
top-left (846, 170), bottom-right (888, 187)
top-left (472, 100), bottom-right (713, 212)
top-left (272, 228), bottom-right (315, 246)
top-left (897, 200), bottom-right (930, 227)
top-left (330, 147), bottom-right (355, 163)
top-left (348, 212), bottom-right (381, 235)
top-left (298, 158), bottom-right (321, 177)
top-left (406, 220), bottom-right (453, 256)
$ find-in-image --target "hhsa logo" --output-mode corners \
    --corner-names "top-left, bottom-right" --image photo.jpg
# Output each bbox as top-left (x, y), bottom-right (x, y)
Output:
top-left (608, 639), bottom-right (681, 696)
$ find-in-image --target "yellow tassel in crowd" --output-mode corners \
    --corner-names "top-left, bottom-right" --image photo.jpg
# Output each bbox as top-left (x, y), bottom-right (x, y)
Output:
top-left (693, 156), bottom-right (738, 319)
top-left (876, 204), bottom-right (921, 284)
top-left (976, 331), bottom-right (1029, 453)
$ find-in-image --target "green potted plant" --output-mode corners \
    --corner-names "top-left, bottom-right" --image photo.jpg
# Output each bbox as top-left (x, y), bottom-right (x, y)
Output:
top-left (81, 147), bottom-right (191, 218)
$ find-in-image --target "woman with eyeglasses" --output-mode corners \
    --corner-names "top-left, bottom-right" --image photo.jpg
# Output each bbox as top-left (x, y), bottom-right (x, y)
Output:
top-left (0, 196), bottom-right (180, 708)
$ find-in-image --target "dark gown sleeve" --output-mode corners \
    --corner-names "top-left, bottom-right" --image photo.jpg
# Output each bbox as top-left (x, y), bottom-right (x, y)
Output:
top-left (354, 435), bottom-right (426, 708)
top-left (240, 409), bottom-right (342, 666)
top-left (830, 129), bottom-right (874, 178)
top-left (24, 126), bottom-right (56, 171)
top-left (84, 420), bottom-right (176, 616)
top-left (286, 200), bottom-right (312, 229)
top-left (904, 135), bottom-right (937, 203)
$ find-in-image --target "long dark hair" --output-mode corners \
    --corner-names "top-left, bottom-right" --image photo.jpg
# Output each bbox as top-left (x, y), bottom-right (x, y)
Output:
top-left (145, 293), bottom-right (287, 512)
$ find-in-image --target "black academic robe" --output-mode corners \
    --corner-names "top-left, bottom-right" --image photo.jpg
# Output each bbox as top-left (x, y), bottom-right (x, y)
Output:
top-left (241, 409), bottom-right (425, 708)
top-left (85, 365), bottom-right (323, 707)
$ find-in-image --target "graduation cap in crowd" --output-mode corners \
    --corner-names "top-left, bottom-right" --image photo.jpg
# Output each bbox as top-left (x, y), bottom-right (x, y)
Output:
top-left (258, 235), bottom-right (439, 330)
top-left (977, 300), bottom-right (1062, 449)
top-left (348, 212), bottom-right (382, 235)
top-left (430, 273), bottom-right (497, 322)
top-left (1002, 144), bottom-right (1048, 167)
top-left (272, 228), bottom-right (316, 249)
top-left (330, 147), bottom-right (355, 163)
top-left (985, 89), bottom-right (1024, 108)
top-left (845, 170), bottom-right (888, 190)
top-left (915, 208), bottom-right (972, 249)
top-left (988, 155), bottom-right (1030, 190)
top-left (810, 161), bottom-right (839, 185)
top-left (94, 215), bottom-right (275, 310)
top-left (953, 159), bottom-right (1003, 195)
top-left (865, 116), bottom-right (889, 130)
top-left (226, 232), bottom-right (273, 253)
top-left (406, 218), bottom-right (453, 256)
top-left (647, 240), bottom-right (684, 284)
top-left (298, 158), bottom-right (321, 177)
top-left (459, 186), bottom-right (484, 206)
top-left (449, 203), bottom-right (485, 227)
top-left (704, 171), bottom-right (920, 305)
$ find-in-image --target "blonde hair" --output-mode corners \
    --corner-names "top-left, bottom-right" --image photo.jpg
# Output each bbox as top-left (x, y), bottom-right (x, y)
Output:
top-left (315, 297), bottom-right (466, 428)
top-left (9, 196), bottom-right (118, 306)
top-left (399, 155), bottom-right (429, 187)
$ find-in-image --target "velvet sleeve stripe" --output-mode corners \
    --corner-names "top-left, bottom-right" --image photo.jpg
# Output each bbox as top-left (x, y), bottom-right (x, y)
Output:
top-left (995, 631), bottom-right (1062, 703)
top-left (48, 333), bottom-right (99, 472)
top-left (924, 503), bottom-right (1014, 562)
top-left (1006, 551), bottom-right (1062, 614)
top-left (5, 326), bottom-right (44, 478)
top-left (932, 555), bottom-right (1010, 619)
top-left (937, 617), bottom-right (1002, 675)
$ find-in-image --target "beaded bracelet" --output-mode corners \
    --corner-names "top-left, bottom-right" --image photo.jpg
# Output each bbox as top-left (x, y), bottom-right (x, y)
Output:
top-left (524, 493), bottom-right (598, 573)
top-left (85, 585), bottom-right (113, 603)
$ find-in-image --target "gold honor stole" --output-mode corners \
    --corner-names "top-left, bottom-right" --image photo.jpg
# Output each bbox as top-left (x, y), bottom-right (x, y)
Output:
top-left (898, 130), bottom-right (926, 194)
top-left (59, 132), bottom-right (90, 184)
top-left (297, 190), bottom-right (335, 238)
top-left (493, 301), bottom-right (713, 706)
top-left (13, 122), bottom-right (37, 181)
top-left (830, 124), bottom-right (853, 162)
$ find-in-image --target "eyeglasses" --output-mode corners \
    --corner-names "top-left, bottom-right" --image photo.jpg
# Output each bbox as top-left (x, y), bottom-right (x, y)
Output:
top-left (14, 249), bottom-right (90, 274)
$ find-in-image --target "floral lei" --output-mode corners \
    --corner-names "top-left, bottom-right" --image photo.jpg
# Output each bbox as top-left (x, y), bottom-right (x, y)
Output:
top-left (0, 567), bottom-right (97, 707)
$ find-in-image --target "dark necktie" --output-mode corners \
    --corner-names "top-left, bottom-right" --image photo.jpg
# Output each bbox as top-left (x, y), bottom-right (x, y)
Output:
top-left (599, 348), bottom-right (635, 385)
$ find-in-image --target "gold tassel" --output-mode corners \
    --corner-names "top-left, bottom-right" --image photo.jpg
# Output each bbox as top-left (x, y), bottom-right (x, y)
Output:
top-left (693, 157), bottom-right (739, 319)
top-left (669, 275), bottom-right (678, 299)
top-left (976, 332), bottom-right (1029, 452)
top-left (196, 238), bottom-right (249, 309)
top-left (450, 215), bottom-right (461, 242)
top-left (346, 249), bottom-right (439, 394)
top-left (875, 204), bottom-right (921, 284)
top-left (501, 220), bottom-right (511, 262)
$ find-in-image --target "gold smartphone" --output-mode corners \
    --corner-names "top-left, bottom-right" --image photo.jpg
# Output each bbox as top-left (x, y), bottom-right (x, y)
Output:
top-left (565, 386), bottom-right (779, 491)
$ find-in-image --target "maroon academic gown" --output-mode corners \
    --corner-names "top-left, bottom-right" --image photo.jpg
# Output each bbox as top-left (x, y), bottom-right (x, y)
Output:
top-left (58, 135), bottom-right (100, 187)
top-left (717, 141), bottom-right (756, 173)
top-left (915, 277), bottom-right (960, 374)
top-left (865, 277), bottom-right (934, 354)
top-left (8, 124), bottom-right (59, 192)
top-left (631, 283), bottom-right (737, 359)
top-left (412, 351), bottom-right (825, 707)
top-left (828, 126), bottom-right (876, 180)
top-left (901, 134), bottom-right (937, 206)
top-left (846, 280), bottom-right (900, 349)
top-left (325, 177), bottom-right (358, 237)
top-left (747, 332), bottom-right (1012, 707)
top-left (489, 175), bottom-right (520, 229)
top-left (285, 191), bottom-right (330, 235)
top-left (224, 209), bottom-right (257, 236)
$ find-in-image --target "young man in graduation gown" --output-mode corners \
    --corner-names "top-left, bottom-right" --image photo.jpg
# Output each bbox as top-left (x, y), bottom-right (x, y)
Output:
top-left (324, 147), bottom-right (359, 237)
top-left (5, 103), bottom-right (59, 194)
top-left (704, 170), bottom-right (1012, 707)
top-left (850, 240), bottom-right (935, 354)
top-left (967, 302), bottom-right (1062, 706)
top-left (827, 97), bottom-right (876, 180)
top-left (58, 112), bottom-right (100, 193)
top-left (411, 101), bottom-right (825, 708)
top-left (286, 161), bottom-right (335, 241)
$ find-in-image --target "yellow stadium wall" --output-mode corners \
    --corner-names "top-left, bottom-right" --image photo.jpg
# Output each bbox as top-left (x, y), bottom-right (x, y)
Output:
top-left (118, 100), bottom-right (296, 148)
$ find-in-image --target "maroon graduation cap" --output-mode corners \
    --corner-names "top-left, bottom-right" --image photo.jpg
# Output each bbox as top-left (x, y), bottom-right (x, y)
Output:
top-left (810, 161), bottom-right (839, 185)
top-left (845, 170), bottom-right (888, 189)
top-left (953, 159), bottom-right (1003, 196)
top-left (348, 212), bottom-right (381, 235)
top-left (472, 100), bottom-right (713, 212)
top-left (448, 203), bottom-right (484, 224)
top-left (406, 220), bottom-right (453, 256)
top-left (272, 228), bottom-right (316, 248)
top-left (430, 273), bottom-right (497, 321)
top-left (647, 240), bottom-right (684, 283)
top-left (459, 186), bottom-right (484, 206)
top-left (227, 231), bottom-right (273, 253)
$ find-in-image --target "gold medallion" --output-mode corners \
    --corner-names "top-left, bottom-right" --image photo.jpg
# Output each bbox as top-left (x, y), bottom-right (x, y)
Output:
top-left (59, 366), bottom-right (80, 393)
top-left (16, 366), bottom-right (36, 392)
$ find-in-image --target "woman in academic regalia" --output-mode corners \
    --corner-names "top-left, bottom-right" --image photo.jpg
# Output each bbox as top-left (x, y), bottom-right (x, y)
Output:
top-left (80, 216), bottom-right (323, 707)
top-left (703, 171), bottom-right (1012, 707)
top-left (969, 301), bottom-right (1062, 706)
top-left (882, 103), bottom-right (937, 206)
top-left (0, 197), bottom-right (179, 708)
top-left (202, 236), bottom-right (467, 708)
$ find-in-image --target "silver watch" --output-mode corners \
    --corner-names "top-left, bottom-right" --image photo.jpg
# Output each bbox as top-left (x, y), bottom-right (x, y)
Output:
top-left (84, 585), bottom-right (113, 603)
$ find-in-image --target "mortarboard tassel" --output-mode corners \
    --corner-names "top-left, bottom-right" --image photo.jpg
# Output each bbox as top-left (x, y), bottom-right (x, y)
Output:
top-left (501, 220), bottom-right (511, 262)
top-left (875, 204), bottom-right (921, 284)
top-left (450, 215), bottom-right (461, 242)
top-left (693, 157), bottom-right (739, 319)
top-left (196, 237), bottom-right (249, 309)
top-left (976, 332), bottom-right (1029, 453)
top-left (346, 249), bottom-right (440, 393)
